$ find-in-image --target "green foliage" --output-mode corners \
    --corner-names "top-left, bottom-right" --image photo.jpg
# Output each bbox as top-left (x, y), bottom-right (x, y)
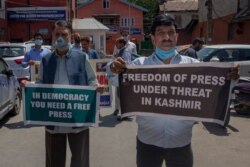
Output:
top-left (127, 0), bottom-right (159, 35)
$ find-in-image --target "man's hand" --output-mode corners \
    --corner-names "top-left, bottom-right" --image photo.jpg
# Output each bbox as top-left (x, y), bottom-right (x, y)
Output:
top-left (28, 60), bottom-right (35, 65)
top-left (227, 64), bottom-right (240, 80)
top-left (20, 80), bottom-right (30, 88)
top-left (96, 84), bottom-right (105, 94)
top-left (110, 57), bottom-right (126, 74)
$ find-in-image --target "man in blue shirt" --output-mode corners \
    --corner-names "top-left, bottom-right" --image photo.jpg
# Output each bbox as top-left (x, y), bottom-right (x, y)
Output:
top-left (80, 36), bottom-right (100, 59)
top-left (22, 33), bottom-right (51, 67)
top-left (106, 13), bottom-right (239, 167)
top-left (22, 20), bottom-right (104, 167)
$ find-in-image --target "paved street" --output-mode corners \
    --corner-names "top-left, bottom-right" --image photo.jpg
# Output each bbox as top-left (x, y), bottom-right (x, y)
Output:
top-left (0, 95), bottom-right (250, 167)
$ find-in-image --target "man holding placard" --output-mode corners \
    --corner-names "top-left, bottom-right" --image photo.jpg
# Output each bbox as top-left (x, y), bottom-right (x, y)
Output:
top-left (106, 13), bottom-right (239, 167)
top-left (22, 20), bottom-right (104, 167)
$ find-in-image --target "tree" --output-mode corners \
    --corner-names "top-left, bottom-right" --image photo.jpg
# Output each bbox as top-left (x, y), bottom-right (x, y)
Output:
top-left (128, 0), bottom-right (159, 35)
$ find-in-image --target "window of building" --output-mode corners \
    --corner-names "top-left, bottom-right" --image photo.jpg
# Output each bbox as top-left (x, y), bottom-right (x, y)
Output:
top-left (103, 0), bottom-right (110, 9)
top-left (228, 23), bottom-right (234, 40)
top-left (100, 35), bottom-right (104, 50)
top-left (120, 17), bottom-right (134, 27)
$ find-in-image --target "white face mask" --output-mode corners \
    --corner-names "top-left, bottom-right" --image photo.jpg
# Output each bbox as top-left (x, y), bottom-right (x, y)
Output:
top-left (54, 37), bottom-right (70, 51)
top-left (123, 35), bottom-right (129, 42)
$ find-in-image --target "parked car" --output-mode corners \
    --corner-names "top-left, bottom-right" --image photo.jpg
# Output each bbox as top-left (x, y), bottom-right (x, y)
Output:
top-left (0, 57), bottom-right (21, 120)
top-left (197, 44), bottom-right (250, 77)
top-left (0, 42), bottom-right (31, 82)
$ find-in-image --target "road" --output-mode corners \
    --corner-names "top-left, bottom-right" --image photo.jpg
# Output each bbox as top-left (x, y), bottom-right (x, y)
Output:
top-left (0, 98), bottom-right (250, 167)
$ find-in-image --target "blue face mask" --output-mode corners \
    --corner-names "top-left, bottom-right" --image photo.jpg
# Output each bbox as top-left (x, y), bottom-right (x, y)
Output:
top-left (34, 39), bottom-right (43, 46)
top-left (54, 37), bottom-right (69, 51)
top-left (155, 48), bottom-right (176, 60)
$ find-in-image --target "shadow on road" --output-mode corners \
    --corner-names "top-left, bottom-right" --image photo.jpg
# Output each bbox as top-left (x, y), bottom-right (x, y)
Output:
top-left (3, 121), bottom-right (42, 129)
top-left (99, 113), bottom-right (133, 127)
top-left (0, 115), bottom-right (10, 128)
top-left (201, 122), bottom-right (231, 136)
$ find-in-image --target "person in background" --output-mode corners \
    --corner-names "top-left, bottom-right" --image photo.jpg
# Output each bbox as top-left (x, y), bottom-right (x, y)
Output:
top-left (184, 37), bottom-right (204, 59)
top-left (22, 33), bottom-right (51, 67)
top-left (80, 36), bottom-right (100, 59)
top-left (106, 13), bottom-right (239, 167)
top-left (71, 32), bottom-right (82, 50)
top-left (113, 29), bottom-right (137, 57)
top-left (113, 37), bottom-right (132, 121)
top-left (112, 30), bottom-right (137, 116)
top-left (22, 20), bottom-right (104, 167)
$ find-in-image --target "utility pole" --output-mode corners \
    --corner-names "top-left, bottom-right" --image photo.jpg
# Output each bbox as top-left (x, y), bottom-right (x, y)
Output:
top-left (206, 0), bottom-right (213, 44)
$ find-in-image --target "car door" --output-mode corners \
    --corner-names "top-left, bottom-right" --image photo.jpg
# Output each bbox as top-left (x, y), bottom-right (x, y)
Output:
top-left (0, 58), bottom-right (11, 118)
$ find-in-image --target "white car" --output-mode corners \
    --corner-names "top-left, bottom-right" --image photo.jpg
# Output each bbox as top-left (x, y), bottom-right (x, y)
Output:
top-left (197, 44), bottom-right (250, 77)
top-left (0, 57), bottom-right (21, 119)
top-left (0, 42), bottom-right (31, 82)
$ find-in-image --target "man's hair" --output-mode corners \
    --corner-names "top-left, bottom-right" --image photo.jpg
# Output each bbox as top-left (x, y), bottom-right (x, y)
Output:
top-left (116, 37), bottom-right (126, 45)
top-left (73, 33), bottom-right (81, 43)
top-left (52, 20), bottom-right (72, 32)
top-left (120, 29), bottom-right (129, 35)
top-left (151, 13), bottom-right (177, 35)
top-left (33, 32), bottom-right (43, 39)
top-left (192, 38), bottom-right (204, 45)
top-left (80, 36), bottom-right (90, 43)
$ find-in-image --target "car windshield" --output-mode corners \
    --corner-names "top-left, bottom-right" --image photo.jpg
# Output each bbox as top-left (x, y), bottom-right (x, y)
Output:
top-left (0, 47), bottom-right (25, 57)
top-left (197, 48), bottom-right (218, 61)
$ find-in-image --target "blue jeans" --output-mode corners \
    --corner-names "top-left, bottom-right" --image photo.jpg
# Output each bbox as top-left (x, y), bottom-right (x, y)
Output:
top-left (136, 138), bottom-right (193, 167)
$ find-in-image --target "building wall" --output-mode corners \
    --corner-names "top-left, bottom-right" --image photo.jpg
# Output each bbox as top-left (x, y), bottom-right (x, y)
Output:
top-left (167, 11), bottom-right (197, 29)
top-left (77, 0), bottom-right (145, 55)
top-left (198, 0), bottom-right (237, 22)
top-left (192, 14), bottom-right (250, 44)
top-left (2, 0), bottom-right (73, 43)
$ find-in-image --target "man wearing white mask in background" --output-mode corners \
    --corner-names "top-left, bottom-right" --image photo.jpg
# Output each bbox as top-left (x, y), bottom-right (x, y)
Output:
top-left (112, 29), bottom-right (137, 116)
top-left (113, 29), bottom-right (137, 56)
top-left (22, 33), bottom-right (51, 68)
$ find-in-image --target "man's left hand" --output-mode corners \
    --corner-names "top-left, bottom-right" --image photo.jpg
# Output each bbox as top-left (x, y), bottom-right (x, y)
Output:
top-left (227, 64), bottom-right (240, 80)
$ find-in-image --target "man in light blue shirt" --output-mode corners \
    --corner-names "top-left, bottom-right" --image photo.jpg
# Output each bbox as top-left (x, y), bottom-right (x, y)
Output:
top-left (22, 33), bottom-right (51, 67)
top-left (106, 14), bottom-right (239, 167)
top-left (81, 36), bottom-right (100, 59)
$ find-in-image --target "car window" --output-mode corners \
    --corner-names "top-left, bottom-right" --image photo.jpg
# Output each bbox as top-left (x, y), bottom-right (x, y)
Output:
top-left (239, 49), bottom-right (250, 61)
top-left (197, 48), bottom-right (217, 61)
top-left (0, 46), bottom-right (25, 57)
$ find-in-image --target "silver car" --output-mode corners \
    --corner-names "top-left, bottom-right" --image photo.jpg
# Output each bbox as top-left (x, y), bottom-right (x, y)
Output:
top-left (0, 43), bottom-right (31, 82)
top-left (197, 44), bottom-right (250, 77)
top-left (0, 57), bottom-right (21, 119)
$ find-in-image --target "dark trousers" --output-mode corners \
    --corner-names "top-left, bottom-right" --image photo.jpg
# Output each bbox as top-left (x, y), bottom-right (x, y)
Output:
top-left (136, 138), bottom-right (193, 167)
top-left (45, 129), bottom-right (89, 167)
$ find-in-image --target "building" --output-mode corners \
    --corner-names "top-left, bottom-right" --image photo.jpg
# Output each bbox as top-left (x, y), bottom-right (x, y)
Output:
top-left (0, 0), bottom-right (76, 43)
top-left (194, 0), bottom-right (250, 44)
top-left (72, 18), bottom-right (109, 54)
top-left (77, 0), bottom-right (148, 55)
top-left (0, 0), bottom-right (7, 41)
top-left (159, 0), bottom-right (199, 45)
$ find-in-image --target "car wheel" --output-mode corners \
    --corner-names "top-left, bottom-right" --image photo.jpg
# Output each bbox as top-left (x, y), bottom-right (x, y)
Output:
top-left (10, 91), bottom-right (21, 116)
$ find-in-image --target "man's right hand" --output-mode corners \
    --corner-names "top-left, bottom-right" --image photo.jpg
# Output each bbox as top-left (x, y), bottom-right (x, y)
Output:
top-left (110, 57), bottom-right (127, 74)
top-left (20, 80), bottom-right (30, 88)
top-left (28, 60), bottom-right (35, 65)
